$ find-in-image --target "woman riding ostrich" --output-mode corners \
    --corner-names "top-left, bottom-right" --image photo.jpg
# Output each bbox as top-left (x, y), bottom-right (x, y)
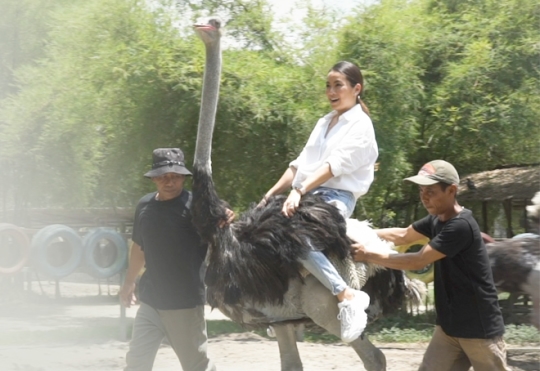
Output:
top-left (191, 18), bottom-right (421, 371)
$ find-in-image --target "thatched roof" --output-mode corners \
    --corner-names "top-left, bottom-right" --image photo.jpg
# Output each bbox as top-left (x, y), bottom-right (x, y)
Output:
top-left (458, 165), bottom-right (539, 202)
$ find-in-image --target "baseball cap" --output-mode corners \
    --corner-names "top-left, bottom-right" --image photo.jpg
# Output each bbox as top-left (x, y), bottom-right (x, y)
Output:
top-left (404, 160), bottom-right (460, 185)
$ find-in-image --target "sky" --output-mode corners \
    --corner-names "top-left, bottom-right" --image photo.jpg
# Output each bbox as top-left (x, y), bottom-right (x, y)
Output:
top-left (261, 0), bottom-right (376, 48)
top-left (267, 0), bottom-right (373, 19)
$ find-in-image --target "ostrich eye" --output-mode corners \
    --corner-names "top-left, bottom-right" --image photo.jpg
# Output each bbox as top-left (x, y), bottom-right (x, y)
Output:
top-left (209, 18), bottom-right (221, 29)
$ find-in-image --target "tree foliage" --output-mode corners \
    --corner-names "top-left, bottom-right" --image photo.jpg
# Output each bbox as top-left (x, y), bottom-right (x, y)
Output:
top-left (339, 0), bottom-right (540, 224)
top-left (0, 0), bottom-right (537, 227)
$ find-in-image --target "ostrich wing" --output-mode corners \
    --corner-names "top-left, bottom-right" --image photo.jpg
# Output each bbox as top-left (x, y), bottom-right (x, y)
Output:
top-left (488, 237), bottom-right (540, 293)
top-left (205, 194), bottom-right (353, 307)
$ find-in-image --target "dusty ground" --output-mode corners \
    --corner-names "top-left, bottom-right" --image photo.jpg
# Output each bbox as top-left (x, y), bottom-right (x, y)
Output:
top-left (0, 276), bottom-right (538, 371)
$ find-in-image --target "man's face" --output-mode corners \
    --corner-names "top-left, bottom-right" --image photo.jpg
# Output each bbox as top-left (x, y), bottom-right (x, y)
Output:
top-left (152, 172), bottom-right (186, 200)
top-left (419, 183), bottom-right (455, 216)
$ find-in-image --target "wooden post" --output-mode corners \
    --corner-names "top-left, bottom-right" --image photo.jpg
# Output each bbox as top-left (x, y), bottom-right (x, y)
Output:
top-left (55, 279), bottom-right (61, 299)
top-left (119, 222), bottom-right (129, 341)
top-left (119, 270), bottom-right (128, 342)
top-left (502, 198), bottom-right (514, 238)
top-left (523, 199), bottom-right (530, 232)
top-left (482, 201), bottom-right (489, 234)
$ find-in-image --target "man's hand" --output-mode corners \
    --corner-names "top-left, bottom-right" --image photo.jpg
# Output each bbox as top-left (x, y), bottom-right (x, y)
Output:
top-left (351, 243), bottom-right (368, 262)
top-left (119, 282), bottom-right (137, 308)
top-left (219, 208), bottom-right (235, 228)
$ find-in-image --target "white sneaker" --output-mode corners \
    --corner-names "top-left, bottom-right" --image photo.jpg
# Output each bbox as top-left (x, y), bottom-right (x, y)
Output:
top-left (337, 289), bottom-right (370, 343)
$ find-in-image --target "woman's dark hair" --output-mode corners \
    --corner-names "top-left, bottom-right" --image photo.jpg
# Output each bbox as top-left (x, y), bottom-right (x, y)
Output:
top-left (329, 61), bottom-right (370, 116)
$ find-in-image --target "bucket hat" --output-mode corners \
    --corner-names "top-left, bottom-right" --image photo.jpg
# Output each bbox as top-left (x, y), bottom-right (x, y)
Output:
top-left (143, 148), bottom-right (192, 178)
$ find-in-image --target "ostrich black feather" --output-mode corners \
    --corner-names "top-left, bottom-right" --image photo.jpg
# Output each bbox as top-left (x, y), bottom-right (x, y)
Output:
top-left (192, 166), bottom-right (353, 306)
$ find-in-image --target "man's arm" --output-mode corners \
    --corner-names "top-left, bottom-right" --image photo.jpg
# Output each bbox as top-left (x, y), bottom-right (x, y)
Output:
top-left (352, 243), bottom-right (445, 271)
top-left (375, 225), bottom-right (427, 247)
top-left (119, 242), bottom-right (145, 308)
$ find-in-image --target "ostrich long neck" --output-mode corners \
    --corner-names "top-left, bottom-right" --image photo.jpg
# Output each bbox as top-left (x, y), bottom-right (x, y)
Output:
top-left (194, 40), bottom-right (221, 171)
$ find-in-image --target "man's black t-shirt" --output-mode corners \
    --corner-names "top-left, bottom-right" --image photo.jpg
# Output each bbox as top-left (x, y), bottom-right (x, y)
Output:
top-left (413, 209), bottom-right (505, 338)
top-left (132, 190), bottom-right (206, 310)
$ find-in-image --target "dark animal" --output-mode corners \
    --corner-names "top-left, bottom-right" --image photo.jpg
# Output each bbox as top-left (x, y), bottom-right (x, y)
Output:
top-left (486, 192), bottom-right (540, 329)
top-left (487, 237), bottom-right (539, 329)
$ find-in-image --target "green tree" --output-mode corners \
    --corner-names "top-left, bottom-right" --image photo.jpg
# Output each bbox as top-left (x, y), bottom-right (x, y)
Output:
top-left (338, 0), bottom-right (428, 224)
top-left (337, 0), bottom-right (539, 225)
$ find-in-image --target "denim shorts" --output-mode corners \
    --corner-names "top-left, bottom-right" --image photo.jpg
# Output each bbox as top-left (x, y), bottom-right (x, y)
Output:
top-left (310, 187), bottom-right (356, 219)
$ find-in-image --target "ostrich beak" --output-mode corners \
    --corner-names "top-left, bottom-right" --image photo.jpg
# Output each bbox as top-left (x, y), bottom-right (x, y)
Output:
top-left (193, 24), bottom-right (216, 31)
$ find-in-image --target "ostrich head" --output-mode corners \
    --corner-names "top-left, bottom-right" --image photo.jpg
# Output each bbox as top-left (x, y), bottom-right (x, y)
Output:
top-left (194, 18), bottom-right (222, 44)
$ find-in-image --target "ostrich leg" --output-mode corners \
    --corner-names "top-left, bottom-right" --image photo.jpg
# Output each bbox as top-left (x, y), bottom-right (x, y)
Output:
top-left (274, 323), bottom-right (304, 371)
top-left (300, 275), bottom-right (386, 371)
top-left (350, 336), bottom-right (387, 371)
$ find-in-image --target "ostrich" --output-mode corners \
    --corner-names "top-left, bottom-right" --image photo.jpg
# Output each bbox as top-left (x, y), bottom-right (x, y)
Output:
top-left (191, 18), bottom-right (423, 371)
top-left (487, 192), bottom-right (540, 330)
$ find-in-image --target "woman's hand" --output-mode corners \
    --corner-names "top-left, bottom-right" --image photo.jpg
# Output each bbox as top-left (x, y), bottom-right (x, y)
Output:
top-left (257, 195), bottom-right (269, 209)
top-left (282, 189), bottom-right (302, 217)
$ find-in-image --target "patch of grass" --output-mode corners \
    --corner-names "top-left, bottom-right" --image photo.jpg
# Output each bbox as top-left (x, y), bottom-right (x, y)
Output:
top-left (368, 327), bottom-right (434, 343)
top-left (303, 331), bottom-right (340, 344)
top-left (363, 311), bottom-right (436, 343)
top-left (207, 320), bottom-right (250, 337)
top-left (503, 324), bottom-right (540, 346)
top-left (301, 310), bottom-right (540, 345)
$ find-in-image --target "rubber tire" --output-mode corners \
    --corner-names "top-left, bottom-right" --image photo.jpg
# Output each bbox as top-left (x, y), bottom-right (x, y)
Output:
top-left (395, 238), bottom-right (434, 284)
top-left (32, 224), bottom-right (84, 279)
top-left (83, 228), bottom-right (128, 279)
top-left (0, 223), bottom-right (31, 275)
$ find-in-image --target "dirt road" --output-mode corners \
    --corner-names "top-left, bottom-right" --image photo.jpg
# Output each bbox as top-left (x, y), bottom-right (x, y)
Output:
top-left (0, 279), bottom-right (538, 371)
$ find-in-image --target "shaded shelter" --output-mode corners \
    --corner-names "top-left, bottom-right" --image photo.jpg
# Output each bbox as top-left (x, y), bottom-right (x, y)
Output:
top-left (458, 165), bottom-right (539, 237)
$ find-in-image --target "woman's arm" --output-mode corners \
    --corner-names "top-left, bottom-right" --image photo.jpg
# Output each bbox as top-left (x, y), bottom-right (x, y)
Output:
top-left (281, 163), bottom-right (334, 217)
top-left (257, 167), bottom-right (297, 208)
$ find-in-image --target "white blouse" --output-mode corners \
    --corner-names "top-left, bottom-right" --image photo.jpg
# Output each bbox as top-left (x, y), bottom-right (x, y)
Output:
top-left (289, 104), bottom-right (378, 200)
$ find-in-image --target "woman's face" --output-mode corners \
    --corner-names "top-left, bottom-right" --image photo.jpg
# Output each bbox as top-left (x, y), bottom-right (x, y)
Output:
top-left (326, 71), bottom-right (361, 115)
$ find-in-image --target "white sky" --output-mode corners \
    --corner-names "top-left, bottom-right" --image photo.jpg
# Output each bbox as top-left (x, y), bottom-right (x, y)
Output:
top-left (268, 0), bottom-right (366, 18)
top-left (171, 0), bottom-right (377, 48)
top-left (260, 0), bottom-right (376, 50)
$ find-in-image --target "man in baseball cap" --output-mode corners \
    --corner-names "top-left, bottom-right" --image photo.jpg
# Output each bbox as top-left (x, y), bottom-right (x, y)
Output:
top-left (404, 159), bottom-right (460, 186)
top-left (352, 160), bottom-right (509, 370)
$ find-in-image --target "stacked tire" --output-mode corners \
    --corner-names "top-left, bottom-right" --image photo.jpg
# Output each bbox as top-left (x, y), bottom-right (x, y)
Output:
top-left (0, 223), bottom-right (31, 275)
top-left (32, 224), bottom-right (85, 279)
top-left (83, 228), bottom-right (128, 279)
top-left (31, 225), bottom-right (127, 279)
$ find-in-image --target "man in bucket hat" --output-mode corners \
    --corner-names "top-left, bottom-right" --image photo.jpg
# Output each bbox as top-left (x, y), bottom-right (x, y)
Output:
top-left (352, 160), bottom-right (510, 371)
top-left (120, 148), bottom-right (232, 371)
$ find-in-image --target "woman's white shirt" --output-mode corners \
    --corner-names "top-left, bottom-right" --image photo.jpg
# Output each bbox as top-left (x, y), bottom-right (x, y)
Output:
top-left (289, 104), bottom-right (378, 200)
